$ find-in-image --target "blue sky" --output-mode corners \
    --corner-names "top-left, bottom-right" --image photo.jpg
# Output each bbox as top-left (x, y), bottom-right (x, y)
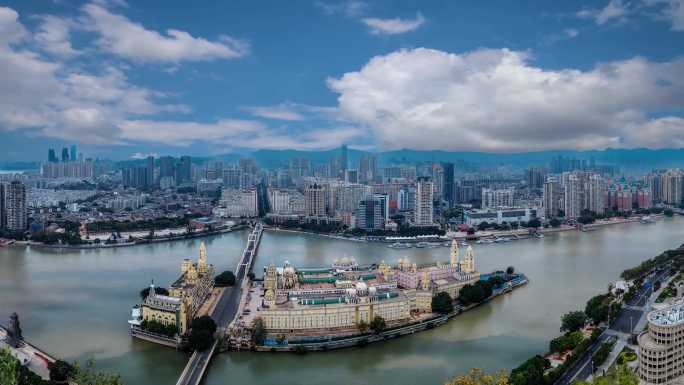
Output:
top-left (1, 0), bottom-right (684, 161)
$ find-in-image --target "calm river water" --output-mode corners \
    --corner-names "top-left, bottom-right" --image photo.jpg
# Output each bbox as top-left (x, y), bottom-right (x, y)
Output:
top-left (1, 218), bottom-right (683, 385)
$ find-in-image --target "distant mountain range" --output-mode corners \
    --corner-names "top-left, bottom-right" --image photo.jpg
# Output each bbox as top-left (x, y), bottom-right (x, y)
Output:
top-left (6, 148), bottom-right (684, 172)
top-left (222, 148), bottom-right (684, 170)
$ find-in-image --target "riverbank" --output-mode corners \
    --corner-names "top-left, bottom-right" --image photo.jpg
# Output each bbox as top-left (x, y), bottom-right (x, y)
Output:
top-left (268, 213), bottom-right (665, 245)
top-left (18, 224), bottom-right (249, 250)
top-left (239, 275), bottom-right (529, 353)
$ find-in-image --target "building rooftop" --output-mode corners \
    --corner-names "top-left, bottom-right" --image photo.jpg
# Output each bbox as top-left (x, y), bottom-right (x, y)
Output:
top-left (649, 303), bottom-right (684, 326)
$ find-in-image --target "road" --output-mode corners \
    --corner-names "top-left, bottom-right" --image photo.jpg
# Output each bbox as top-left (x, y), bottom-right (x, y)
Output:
top-left (177, 223), bottom-right (262, 385)
top-left (555, 267), bottom-right (672, 385)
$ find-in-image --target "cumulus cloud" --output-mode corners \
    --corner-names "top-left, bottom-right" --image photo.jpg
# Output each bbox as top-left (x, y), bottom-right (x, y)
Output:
top-left (645, 0), bottom-right (684, 30)
top-left (0, 6), bottom-right (189, 145)
top-left (327, 47), bottom-right (684, 151)
top-left (577, 0), bottom-right (630, 25)
top-left (362, 13), bottom-right (426, 34)
top-left (82, 2), bottom-right (248, 63)
top-left (35, 15), bottom-right (79, 56)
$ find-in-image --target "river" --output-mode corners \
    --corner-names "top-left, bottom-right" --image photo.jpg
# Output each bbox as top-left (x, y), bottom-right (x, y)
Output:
top-left (1, 217), bottom-right (682, 385)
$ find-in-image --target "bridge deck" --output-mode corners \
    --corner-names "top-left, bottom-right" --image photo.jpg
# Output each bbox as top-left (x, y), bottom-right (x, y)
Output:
top-left (175, 223), bottom-right (263, 385)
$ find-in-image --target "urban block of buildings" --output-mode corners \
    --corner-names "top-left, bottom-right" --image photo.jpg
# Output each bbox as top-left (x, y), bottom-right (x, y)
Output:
top-left (245, 241), bottom-right (479, 337)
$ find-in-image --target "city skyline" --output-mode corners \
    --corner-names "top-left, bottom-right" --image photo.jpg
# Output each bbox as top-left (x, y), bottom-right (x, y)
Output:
top-left (1, 0), bottom-right (684, 161)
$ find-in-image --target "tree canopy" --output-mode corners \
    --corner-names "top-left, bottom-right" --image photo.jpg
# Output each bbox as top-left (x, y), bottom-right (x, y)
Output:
top-left (560, 311), bottom-right (587, 333)
top-left (370, 316), bottom-right (386, 334)
top-left (432, 292), bottom-right (455, 314)
top-left (214, 271), bottom-right (236, 287)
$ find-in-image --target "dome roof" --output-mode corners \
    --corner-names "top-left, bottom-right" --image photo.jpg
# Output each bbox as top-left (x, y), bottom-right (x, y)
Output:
top-left (355, 281), bottom-right (368, 291)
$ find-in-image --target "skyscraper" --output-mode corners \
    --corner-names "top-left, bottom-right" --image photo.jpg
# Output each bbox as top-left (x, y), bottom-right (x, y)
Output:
top-left (414, 176), bottom-right (434, 226)
top-left (177, 156), bottom-right (192, 184)
top-left (356, 196), bottom-right (384, 230)
top-left (146, 156), bottom-right (155, 188)
top-left (543, 176), bottom-right (560, 218)
top-left (564, 174), bottom-right (582, 219)
top-left (359, 153), bottom-right (377, 184)
top-left (61, 147), bottom-right (69, 162)
top-left (340, 144), bottom-right (348, 176)
top-left (588, 174), bottom-right (606, 215)
top-left (48, 148), bottom-right (58, 163)
top-left (70, 145), bottom-right (77, 162)
top-left (441, 162), bottom-right (455, 207)
top-left (4, 181), bottom-right (27, 231)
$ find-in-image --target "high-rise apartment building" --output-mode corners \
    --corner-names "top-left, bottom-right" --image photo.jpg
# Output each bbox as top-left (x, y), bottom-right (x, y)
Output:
top-left (4, 181), bottom-right (27, 231)
top-left (359, 154), bottom-right (377, 184)
top-left (564, 174), bottom-right (582, 219)
top-left (543, 176), bottom-right (561, 218)
top-left (587, 174), bottom-right (605, 215)
top-left (442, 162), bottom-right (455, 207)
top-left (414, 176), bottom-right (434, 226)
top-left (662, 169), bottom-right (684, 206)
top-left (70, 145), bottom-right (77, 162)
top-left (356, 196), bottom-right (384, 230)
top-left (305, 184), bottom-right (327, 217)
top-left (525, 167), bottom-right (546, 189)
top-left (481, 188), bottom-right (515, 209)
top-left (48, 148), bottom-right (58, 163)
top-left (177, 156), bottom-right (192, 184)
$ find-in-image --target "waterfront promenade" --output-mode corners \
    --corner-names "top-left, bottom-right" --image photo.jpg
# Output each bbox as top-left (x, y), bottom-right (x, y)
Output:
top-left (0, 324), bottom-right (56, 380)
top-left (175, 222), bottom-right (263, 385)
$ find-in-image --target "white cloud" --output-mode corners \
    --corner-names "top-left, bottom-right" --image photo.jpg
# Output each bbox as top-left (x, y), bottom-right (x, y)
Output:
top-left (35, 15), bottom-right (79, 56)
top-left (243, 102), bottom-right (341, 122)
top-left (244, 103), bottom-right (306, 121)
top-left (578, 0), bottom-right (630, 25)
top-left (315, 1), bottom-right (368, 17)
top-left (0, 6), bottom-right (188, 145)
top-left (649, 0), bottom-right (684, 30)
top-left (82, 2), bottom-right (248, 63)
top-left (327, 47), bottom-right (684, 152)
top-left (564, 28), bottom-right (580, 38)
top-left (119, 119), bottom-right (363, 149)
top-left (362, 12), bottom-right (426, 35)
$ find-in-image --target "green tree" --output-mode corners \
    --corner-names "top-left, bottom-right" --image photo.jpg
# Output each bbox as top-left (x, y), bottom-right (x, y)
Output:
top-left (527, 218), bottom-right (541, 228)
top-left (70, 359), bottom-right (123, 385)
top-left (251, 318), bottom-right (267, 345)
top-left (48, 360), bottom-right (74, 383)
top-left (560, 311), bottom-right (587, 333)
top-left (585, 294), bottom-right (611, 325)
top-left (506, 266), bottom-right (515, 275)
top-left (432, 292), bottom-right (455, 314)
top-left (664, 208), bottom-right (674, 217)
top-left (509, 355), bottom-right (548, 385)
top-left (357, 320), bottom-right (369, 334)
top-left (549, 331), bottom-right (584, 353)
top-left (214, 271), bottom-right (236, 287)
top-left (549, 218), bottom-right (561, 228)
top-left (139, 286), bottom-right (169, 300)
top-left (0, 347), bottom-right (19, 385)
top-left (370, 316), bottom-right (386, 334)
top-left (188, 316), bottom-right (217, 351)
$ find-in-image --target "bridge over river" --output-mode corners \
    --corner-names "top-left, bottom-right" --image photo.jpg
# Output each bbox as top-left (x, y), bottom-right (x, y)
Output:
top-left (175, 222), bottom-right (263, 385)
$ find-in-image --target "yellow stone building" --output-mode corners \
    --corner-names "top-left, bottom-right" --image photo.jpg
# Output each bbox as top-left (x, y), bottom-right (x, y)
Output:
top-left (130, 242), bottom-right (214, 337)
